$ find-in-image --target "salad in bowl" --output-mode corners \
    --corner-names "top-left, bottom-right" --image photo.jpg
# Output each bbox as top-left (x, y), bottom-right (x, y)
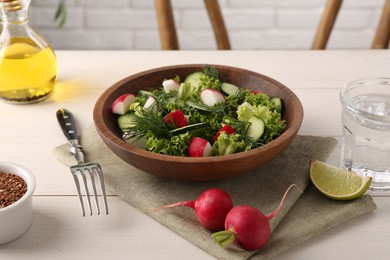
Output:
top-left (112, 66), bottom-right (286, 157)
top-left (93, 64), bottom-right (303, 181)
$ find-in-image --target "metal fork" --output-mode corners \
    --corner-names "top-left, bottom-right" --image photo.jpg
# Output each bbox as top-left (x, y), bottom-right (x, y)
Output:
top-left (56, 108), bottom-right (108, 216)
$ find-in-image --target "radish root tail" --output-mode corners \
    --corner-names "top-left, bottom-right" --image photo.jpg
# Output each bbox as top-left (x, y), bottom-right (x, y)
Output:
top-left (266, 184), bottom-right (303, 220)
top-left (149, 200), bottom-right (195, 213)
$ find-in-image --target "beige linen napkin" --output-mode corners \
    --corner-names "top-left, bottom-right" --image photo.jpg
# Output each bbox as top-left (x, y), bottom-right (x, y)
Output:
top-left (53, 125), bottom-right (376, 260)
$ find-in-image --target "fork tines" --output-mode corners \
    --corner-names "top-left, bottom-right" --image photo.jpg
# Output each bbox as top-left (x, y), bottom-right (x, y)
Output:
top-left (70, 163), bottom-right (108, 216)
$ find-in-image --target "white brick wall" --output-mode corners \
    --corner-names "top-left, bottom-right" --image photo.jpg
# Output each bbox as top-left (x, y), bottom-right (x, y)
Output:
top-left (26, 0), bottom-right (386, 50)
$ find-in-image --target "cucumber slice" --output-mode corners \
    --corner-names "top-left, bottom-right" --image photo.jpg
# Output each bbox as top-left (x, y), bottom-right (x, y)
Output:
top-left (185, 100), bottom-right (211, 112)
top-left (270, 97), bottom-right (283, 113)
top-left (138, 90), bottom-right (155, 97)
top-left (184, 71), bottom-right (205, 88)
top-left (221, 82), bottom-right (239, 96)
top-left (178, 82), bottom-right (192, 100)
top-left (247, 116), bottom-right (265, 141)
top-left (118, 113), bottom-right (136, 130)
top-left (125, 137), bottom-right (147, 149)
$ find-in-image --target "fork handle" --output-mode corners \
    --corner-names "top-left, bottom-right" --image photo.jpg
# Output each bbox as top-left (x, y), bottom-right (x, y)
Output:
top-left (57, 108), bottom-right (84, 164)
top-left (57, 108), bottom-right (79, 141)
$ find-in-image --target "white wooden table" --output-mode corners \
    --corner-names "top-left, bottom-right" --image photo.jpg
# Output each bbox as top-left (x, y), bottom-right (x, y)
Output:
top-left (1, 50), bottom-right (389, 259)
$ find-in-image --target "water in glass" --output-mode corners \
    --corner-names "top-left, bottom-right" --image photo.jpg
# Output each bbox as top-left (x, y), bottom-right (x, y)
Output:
top-left (340, 78), bottom-right (390, 192)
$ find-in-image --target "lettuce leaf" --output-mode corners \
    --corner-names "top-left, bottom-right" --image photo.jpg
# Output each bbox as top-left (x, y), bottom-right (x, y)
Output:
top-left (146, 132), bottom-right (191, 156)
top-left (212, 132), bottom-right (250, 156)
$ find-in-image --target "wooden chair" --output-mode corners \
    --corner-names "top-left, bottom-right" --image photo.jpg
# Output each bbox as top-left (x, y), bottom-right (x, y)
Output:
top-left (372, 0), bottom-right (390, 49)
top-left (312, 0), bottom-right (390, 49)
top-left (311, 0), bottom-right (342, 50)
top-left (154, 0), bottom-right (231, 50)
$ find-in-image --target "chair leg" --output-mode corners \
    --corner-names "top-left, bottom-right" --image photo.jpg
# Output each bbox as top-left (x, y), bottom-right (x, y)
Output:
top-left (312, 0), bottom-right (343, 50)
top-left (154, 0), bottom-right (179, 50)
top-left (204, 0), bottom-right (231, 50)
top-left (371, 0), bottom-right (390, 49)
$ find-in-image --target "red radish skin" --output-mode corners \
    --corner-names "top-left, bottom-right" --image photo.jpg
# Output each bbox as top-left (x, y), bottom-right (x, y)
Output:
top-left (188, 137), bottom-right (212, 157)
top-left (152, 188), bottom-right (233, 231)
top-left (223, 205), bottom-right (270, 250)
top-left (212, 184), bottom-right (302, 251)
top-left (163, 110), bottom-right (188, 128)
top-left (213, 125), bottom-right (236, 141)
top-left (200, 88), bottom-right (226, 107)
top-left (111, 94), bottom-right (135, 114)
top-left (163, 79), bottom-right (180, 93)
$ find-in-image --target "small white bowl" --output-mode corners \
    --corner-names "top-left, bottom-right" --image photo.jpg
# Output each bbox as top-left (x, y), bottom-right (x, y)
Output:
top-left (0, 162), bottom-right (36, 245)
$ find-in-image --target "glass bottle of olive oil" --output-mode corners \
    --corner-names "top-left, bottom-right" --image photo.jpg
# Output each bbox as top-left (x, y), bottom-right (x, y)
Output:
top-left (0, 0), bottom-right (58, 104)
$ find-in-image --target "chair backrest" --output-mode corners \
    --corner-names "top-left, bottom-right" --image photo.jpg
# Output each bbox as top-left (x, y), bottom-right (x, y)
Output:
top-left (154, 0), bottom-right (231, 50)
top-left (312, 0), bottom-right (390, 50)
top-left (371, 0), bottom-right (390, 49)
top-left (311, 0), bottom-right (342, 50)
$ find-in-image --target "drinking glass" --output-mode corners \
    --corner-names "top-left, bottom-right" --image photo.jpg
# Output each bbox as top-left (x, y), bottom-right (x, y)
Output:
top-left (340, 77), bottom-right (390, 192)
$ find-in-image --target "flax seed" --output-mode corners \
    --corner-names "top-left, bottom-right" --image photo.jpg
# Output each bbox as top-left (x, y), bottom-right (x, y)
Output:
top-left (0, 172), bottom-right (27, 208)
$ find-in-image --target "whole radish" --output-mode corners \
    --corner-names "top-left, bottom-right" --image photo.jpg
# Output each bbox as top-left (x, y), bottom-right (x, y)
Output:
top-left (212, 184), bottom-right (301, 251)
top-left (152, 188), bottom-right (233, 231)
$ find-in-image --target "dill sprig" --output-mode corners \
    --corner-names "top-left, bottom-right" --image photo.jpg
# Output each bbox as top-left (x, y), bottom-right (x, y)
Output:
top-left (222, 116), bottom-right (255, 147)
top-left (203, 65), bottom-right (219, 80)
top-left (233, 88), bottom-right (248, 103)
top-left (122, 109), bottom-right (169, 141)
top-left (122, 106), bottom-right (211, 141)
top-left (185, 98), bottom-right (227, 119)
top-left (148, 89), bottom-right (179, 112)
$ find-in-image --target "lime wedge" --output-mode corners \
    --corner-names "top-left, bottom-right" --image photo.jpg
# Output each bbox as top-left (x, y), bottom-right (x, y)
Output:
top-left (310, 160), bottom-right (372, 200)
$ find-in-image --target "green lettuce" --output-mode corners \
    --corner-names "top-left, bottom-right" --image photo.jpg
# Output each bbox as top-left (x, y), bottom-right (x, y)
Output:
top-left (212, 132), bottom-right (249, 156)
top-left (146, 132), bottom-right (191, 156)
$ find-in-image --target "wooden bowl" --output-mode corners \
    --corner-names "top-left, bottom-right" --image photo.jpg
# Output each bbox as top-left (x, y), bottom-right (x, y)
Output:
top-left (93, 64), bottom-right (303, 181)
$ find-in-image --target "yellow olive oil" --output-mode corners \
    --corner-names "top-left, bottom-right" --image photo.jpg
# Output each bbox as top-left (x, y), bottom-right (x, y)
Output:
top-left (0, 37), bottom-right (58, 103)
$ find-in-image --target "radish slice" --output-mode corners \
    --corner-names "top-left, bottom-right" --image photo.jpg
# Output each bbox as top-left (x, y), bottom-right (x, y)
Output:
top-left (111, 94), bottom-right (135, 114)
top-left (200, 88), bottom-right (226, 107)
top-left (163, 110), bottom-right (188, 128)
top-left (213, 125), bottom-right (236, 141)
top-left (188, 137), bottom-right (212, 157)
top-left (163, 79), bottom-right (180, 93)
top-left (143, 96), bottom-right (156, 109)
